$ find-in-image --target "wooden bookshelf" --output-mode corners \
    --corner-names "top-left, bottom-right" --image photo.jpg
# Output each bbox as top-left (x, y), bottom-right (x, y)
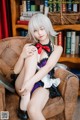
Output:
top-left (10, 0), bottom-right (80, 95)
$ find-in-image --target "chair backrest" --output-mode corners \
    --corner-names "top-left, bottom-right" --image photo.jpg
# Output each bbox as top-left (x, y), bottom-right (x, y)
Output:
top-left (0, 36), bottom-right (32, 81)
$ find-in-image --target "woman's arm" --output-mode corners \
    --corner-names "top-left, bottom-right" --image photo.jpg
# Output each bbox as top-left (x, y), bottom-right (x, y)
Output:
top-left (20, 45), bottom-right (63, 92)
top-left (31, 45), bottom-right (63, 83)
top-left (14, 44), bottom-right (37, 74)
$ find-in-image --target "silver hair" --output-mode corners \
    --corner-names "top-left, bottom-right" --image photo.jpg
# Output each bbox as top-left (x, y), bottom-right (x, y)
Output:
top-left (27, 13), bottom-right (57, 42)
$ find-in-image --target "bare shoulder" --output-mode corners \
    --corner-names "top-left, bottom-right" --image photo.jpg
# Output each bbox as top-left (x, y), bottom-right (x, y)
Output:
top-left (54, 45), bottom-right (63, 52)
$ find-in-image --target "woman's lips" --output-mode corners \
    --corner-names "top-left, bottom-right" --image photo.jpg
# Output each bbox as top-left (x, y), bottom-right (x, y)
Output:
top-left (39, 36), bottom-right (43, 38)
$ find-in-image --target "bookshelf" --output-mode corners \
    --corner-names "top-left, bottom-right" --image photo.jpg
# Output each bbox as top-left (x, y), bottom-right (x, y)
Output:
top-left (10, 0), bottom-right (80, 60)
top-left (10, 1), bottom-right (80, 65)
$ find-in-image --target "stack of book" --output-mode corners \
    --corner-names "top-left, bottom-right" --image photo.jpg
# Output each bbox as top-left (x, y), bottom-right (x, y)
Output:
top-left (18, 0), bottom-right (43, 24)
top-left (19, 29), bottom-right (28, 36)
top-left (52, 31), bottom-right (80, 56)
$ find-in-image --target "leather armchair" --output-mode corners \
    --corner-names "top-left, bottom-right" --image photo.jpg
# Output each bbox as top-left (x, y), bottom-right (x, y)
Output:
top-left (0, 37), bottom-right (79, 120)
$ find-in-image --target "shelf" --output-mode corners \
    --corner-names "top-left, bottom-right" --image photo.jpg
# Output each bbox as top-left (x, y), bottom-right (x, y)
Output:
top-left (15, 24), bottom-right (80, 32)
top-left (15, 24), bottom-right (28, 30)
top-left (54, 24), bottom-right (80, 31)
top-left (10, 0), bottom-right (80, 66)
top-left (59, 54), bottom-right (80, 63)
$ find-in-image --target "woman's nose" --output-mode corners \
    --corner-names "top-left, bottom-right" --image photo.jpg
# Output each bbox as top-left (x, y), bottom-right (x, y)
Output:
top-left (38, 30), bottom-right (42, 35)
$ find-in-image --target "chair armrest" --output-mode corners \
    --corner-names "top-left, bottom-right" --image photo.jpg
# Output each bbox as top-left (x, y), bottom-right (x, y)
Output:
top-left (54, 68), bottom-right (79, 97)
top-left (54, 68), bottom-right (79, 120)
top-left (0, 74), bottom-right (15, 93)
top-left (0, 74), bottom-right (5, 110)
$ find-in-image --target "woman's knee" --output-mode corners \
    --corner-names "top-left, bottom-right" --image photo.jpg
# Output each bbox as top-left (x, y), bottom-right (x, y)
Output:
top-left (25, 47), bottom-right (38, 62)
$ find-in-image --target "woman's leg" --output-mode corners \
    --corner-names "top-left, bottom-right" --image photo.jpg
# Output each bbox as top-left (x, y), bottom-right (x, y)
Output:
top-left (15, 49), bottom-right (38, 111)
top-left (27, 87), bottom-right (49, 120)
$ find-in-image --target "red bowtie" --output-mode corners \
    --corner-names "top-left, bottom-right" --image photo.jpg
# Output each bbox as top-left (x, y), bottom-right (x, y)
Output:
top-left (35, 43), bottom-right (50, 54)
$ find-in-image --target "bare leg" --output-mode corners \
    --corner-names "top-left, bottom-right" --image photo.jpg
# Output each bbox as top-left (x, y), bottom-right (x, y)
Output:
top-left (15, 50), bottom-right (38, 110)
top-left (27, 87), bottom-right (49, 120)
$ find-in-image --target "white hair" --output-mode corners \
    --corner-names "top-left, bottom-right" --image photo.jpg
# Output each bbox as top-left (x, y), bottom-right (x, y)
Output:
top-left (28, 13), bottom-right (57, 42)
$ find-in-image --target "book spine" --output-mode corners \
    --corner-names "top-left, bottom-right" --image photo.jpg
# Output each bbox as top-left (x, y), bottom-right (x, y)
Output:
top-left (66, 32), bottom-right (72, 54)
top-left (22, 0), bottom-right (27, 12)
top-left (71, 31), bottom-right (76, 55)
top-left (53, 0), bottom-right (57, 12)
top-left (63, 35), bottom-right (66, 54)
top-left (16, 20), bottom-right (29, 25)
top-left (44, 0), bottom-right (49, 15)
top-left (19, 0), bottom-right (23, 16)
top-left (31, 5), bottom-right (36, 11)
top-left (54, 36), bottom-right (58, 45)
top-left (78, 35), bottom-right (80, 56)
top-left (40, 5), bottom-right (44, 13)
top-left (62, 1), bottom-right (66, 12)
top-left (75, 35), bottom-right (79, 54)
top-left (57, 32), bottom-right (63, 46)
top-left (73, 4), bottom-right (78, 12)
top-left (48, 0), bottom-right (53, 12)
top-left (20, 30), bottom-right (28, 36)
top-left (67, 0), bottom-right (73, 12)
top-left (56, 0), bottom-right (60, 12)
top-left (26, 0), bottom-right (31, 11)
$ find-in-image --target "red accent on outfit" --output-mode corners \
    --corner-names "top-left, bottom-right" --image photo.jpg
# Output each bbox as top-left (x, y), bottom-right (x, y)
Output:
top-left (35, 43), bottom-right (50, 54)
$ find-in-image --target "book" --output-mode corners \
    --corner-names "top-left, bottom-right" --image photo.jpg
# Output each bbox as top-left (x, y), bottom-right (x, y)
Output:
top-left (62, 3), bottom-right (66, 12)
top-left (22, 0), bottom-right (27, 12)
top-left (20, 30), bottom-right (28, 36)
top-left (26, 0), bottom-right (31, 11)
top-left (54, 36), bottom-right (58, 45)
top-left (71, 31), bottom-right (76, 55)
top-left (22, 11), bottom-right (41, 17)
top-left (67, 0), bottom-right (73, 12)
top-left (40, 5), bottom-right (44, 13)
top-left (73, 4), bottom-right (78, 12)
top-left (17, 20), bottom-right (29, 25)
top-left (19, 0), bottom-right (23, 16)
top-left (48, 0), bottom-right (53, 12)
top-left (20, 16), bottom-right (31, 21)
top-left (78, 35), bottom-right (80, 56)
top-left (53, 0), bottom-right (57, 12)
top-left (66, 31), bottom-right (72, 54)
top-left (56, 0), bottom-right (60, 12)
top-left (44, 0), bottom-right (49, 15)
top-left (75, 35), bottom-right (79, 54)
top-left (57, 32), bottom-right (63, 46)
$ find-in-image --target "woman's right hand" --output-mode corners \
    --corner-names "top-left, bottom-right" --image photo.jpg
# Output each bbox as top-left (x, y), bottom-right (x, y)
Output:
top-left (21, 44), bottom-right (37, 59)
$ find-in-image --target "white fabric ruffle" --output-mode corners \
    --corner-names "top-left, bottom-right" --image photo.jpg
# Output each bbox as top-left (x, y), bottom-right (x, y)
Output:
top-left (41, 74), bottom-right (60, 88)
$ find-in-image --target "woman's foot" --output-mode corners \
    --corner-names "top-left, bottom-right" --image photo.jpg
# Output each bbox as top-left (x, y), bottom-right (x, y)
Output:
top-left (17, 108), bottom-right (28, 120)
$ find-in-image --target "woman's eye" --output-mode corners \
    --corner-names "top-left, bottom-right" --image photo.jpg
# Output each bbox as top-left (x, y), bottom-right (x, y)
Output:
top-left (40, 27), bottom-right (44, 30)
top-left (34, 30), bottom-right (37, 32)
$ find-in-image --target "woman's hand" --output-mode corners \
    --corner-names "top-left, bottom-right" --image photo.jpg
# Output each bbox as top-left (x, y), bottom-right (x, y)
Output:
top-left (21, 44), bottom-right (37, 59)
top-left (19, 79), bottom-right (34, 96)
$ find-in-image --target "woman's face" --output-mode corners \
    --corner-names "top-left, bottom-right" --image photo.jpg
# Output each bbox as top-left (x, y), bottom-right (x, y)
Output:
top-left (33, 26), bottom-right (49, 44)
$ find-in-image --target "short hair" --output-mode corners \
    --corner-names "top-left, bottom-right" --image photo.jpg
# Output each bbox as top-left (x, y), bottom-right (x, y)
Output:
top-left (28, 13), bottom-right (57, 42)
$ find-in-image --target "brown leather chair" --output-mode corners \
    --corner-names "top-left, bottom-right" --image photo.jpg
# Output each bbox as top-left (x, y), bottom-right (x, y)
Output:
top-left (0, 36), bottom-right (79, 120)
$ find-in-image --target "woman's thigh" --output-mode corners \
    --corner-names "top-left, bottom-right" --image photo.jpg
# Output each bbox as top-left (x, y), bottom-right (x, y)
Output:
top-left (29, 87), bottom-right (49, 110)
top-left (15, 66), bottom-right (24, 91)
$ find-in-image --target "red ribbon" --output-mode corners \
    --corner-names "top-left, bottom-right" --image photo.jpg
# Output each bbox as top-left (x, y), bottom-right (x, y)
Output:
top-left (35, 43), bottom-right (50, 54)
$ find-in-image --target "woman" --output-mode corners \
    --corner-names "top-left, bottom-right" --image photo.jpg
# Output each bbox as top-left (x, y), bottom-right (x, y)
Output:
top-left (14, 13), bottom-right (63, 120)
